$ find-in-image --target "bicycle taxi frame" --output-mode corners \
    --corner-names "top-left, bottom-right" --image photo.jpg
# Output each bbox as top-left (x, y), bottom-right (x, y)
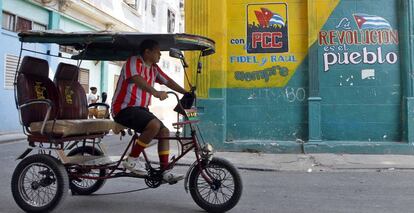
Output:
top-left (11, 31), bottom-right (242, 213)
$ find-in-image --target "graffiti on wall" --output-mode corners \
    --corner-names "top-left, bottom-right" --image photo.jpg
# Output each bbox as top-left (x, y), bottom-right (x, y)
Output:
top-left (319, 13), bottom-right (399, 72)
top-left (229, 54), bottom-right (296, 66)
top-left (227, 2), bottom-right (307, 87)
top-left (285, 87), bottom-right (306, 102)
top-left (246, 4), bottom-right (288, 53)
top-left (234, 65), bottom-right (289, 82)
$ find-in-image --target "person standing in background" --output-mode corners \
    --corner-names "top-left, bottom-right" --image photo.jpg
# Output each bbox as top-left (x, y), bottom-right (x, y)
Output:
top-left (87, 86), bottom-right (99, 118)
top-left (97, 92), bottom-right (110, 119)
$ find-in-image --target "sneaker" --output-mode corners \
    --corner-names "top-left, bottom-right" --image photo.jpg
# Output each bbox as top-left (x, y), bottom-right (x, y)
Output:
top-left (122, 156), bottom-right (147, 176)
top-left (162, 170), bottom-right (184, 183)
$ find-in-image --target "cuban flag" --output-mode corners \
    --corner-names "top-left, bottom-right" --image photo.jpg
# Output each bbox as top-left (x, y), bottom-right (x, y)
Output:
top-left (255, 8), bottom-right (285, 27)
top-left (269, 13), bottom-right (285, 27)
top-left (353, 13), bottom-right (392, 30)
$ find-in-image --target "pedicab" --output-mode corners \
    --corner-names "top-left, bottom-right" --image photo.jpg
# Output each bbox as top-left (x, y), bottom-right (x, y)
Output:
top-left (11, 30), bottom-right (242, 212)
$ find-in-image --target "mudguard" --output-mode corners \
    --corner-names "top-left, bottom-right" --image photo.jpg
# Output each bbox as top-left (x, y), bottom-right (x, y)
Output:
top-left (184, 161), bottom-right (199, 193)
top-left (16, 148), bottom-right (33, 160)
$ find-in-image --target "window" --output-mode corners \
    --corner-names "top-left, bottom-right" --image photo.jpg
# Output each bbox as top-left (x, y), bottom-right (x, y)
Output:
top-left (59, 46), bottom-right (79, 55)
top-left (175, 64), bottom-right (181, 73)
top-left (33, 22), bottom-right (47, 31)
top-left (179, 22), bottom-right (183, 33)
top-left (167, 9), bottom-right (175, 33)
top-left (179, 0), bottom-right (184, 10)
top-left (79, 68), bottom-right (89, 94)
top-left (16, 17), bottom-right (31, 32)
top-left (2, 11), bottom-right (47, 32)
top-left (4, 54), bottom-right (20, 90)
top-left (124, 0), bottom-right (138, 10)
top-left (2, 12), bottom-right (15, 31)
top-left (151, 0), bottom-right (157, 17)
top-left (162, 60), bottom-right (170, 69)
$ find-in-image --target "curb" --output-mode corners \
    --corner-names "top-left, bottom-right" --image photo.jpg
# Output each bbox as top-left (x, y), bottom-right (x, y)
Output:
top-left (0, 133), bottom-right (26, 144)
top-left (4, 133), bottom-right (414, 172)
top-left (149, 160), bottom-right (280, 172)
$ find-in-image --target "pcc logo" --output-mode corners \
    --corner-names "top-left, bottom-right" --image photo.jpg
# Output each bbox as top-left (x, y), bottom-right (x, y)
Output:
top-left (246, 3), bottom-right (288, 53)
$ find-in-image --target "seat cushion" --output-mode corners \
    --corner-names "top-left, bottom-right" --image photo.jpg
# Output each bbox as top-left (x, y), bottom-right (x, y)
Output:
top-left (30, 119), bottom-right (116, 137)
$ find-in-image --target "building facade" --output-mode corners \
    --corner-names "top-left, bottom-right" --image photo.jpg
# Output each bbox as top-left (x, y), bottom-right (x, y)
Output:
top-left (0, 0), bottom-right (184, 132)
top-left (185, 0), bottom-right (414, 154)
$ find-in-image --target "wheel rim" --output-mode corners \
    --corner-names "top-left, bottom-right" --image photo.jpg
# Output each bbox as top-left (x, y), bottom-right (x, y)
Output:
top-left (18, 162), bottom-right (58, 207)
top-left (195, 164), bottom-right (235, 205)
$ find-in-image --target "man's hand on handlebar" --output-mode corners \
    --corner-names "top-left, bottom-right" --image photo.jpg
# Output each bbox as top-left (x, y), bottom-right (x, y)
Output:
top-left (154, 91), bottom-right (168, 100)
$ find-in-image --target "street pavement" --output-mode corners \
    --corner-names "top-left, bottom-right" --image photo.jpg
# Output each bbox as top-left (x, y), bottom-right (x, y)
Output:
top-left (3, 131), bottom-right (414, 172)
top-left (3, 132), bottom-right (414, 213)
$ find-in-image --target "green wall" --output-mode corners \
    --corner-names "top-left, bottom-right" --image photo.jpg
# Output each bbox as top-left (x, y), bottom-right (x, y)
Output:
top-left (225, 59), bottom-right (308, 142)
top-left (318, 0), bottom-right (401, 142)
top-left (60, 16), bottom-right (94, 32)
top-left (197, 0), bottom-right (414, 153)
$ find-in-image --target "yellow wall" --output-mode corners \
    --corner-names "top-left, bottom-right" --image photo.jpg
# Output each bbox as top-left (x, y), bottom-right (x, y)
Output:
top-left (185, 0), bottom-right (340, 95)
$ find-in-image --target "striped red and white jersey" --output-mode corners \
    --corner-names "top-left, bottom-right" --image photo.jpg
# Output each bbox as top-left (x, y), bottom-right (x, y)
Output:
top-left (111, 56), bottom-right (170, 116)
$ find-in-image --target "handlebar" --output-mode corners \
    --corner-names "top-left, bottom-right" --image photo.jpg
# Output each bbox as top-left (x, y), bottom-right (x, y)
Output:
top-left (166, 91), bottom-right (193, 119)
top-left (166, 91), bottom-right (180, 103)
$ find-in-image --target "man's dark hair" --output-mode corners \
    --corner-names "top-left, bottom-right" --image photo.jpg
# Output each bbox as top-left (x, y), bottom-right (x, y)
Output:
top-left (138, 39), bottom-right (159, 56)
top-left (90, 87), bottom-right (97, 91)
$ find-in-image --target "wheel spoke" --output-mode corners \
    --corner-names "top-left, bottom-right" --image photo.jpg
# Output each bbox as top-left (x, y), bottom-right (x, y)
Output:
top-left (221, 190), bottom-right (231, 201)
top-left (27, 188), bottom-right (35, 199)
top-left (197, 182), bottom-right (211, 187)
top-left (215, 192), bottom-right (221, 204)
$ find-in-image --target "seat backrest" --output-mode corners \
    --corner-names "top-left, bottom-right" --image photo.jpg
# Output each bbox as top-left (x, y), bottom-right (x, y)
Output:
top-left (16, 56), bottom-right (60, 127)
top-left (54, 63), bottom-right (88, 119)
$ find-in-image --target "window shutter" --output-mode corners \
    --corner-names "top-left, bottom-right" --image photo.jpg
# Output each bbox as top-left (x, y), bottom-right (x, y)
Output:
top-left (78, 68), bottom-right (89, 93)
top-left (16, 17), bottom-right (32, 32)
top-left (2, 12), bottom-right (15, 31)
top-left (32, 22), bottom-right (47, 31)
top-left (4, 54), bottom-right (19, 90)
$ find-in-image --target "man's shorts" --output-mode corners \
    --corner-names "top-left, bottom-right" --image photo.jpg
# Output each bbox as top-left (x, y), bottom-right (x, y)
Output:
top-left (113, 107), bottom-right (165, 133)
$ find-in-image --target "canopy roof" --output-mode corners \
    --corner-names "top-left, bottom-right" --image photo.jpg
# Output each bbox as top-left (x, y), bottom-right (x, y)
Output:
top-left (18, 30), bottom-right (215, 61)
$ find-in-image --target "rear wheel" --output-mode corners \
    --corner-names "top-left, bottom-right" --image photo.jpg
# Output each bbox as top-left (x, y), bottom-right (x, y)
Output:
top-left (11, 154), bottom-right (69, 213)
top-left (67, 146), bottom-right (107, 195)
top-left (189, 157), bottom-right (243, 213)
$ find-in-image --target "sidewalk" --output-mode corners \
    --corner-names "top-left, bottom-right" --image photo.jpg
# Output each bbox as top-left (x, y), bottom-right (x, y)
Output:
top-left (142, 141), bottom-right (414, 172)
top-left (2, 131), bottom-right (414, 172)
top-left (0, 131), bottom-right (26, 144)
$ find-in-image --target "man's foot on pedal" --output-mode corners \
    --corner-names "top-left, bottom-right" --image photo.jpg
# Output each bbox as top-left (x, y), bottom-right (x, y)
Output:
top-left (162, 170), bottom-right (184, 183)
top-left (122, 156), bottom-right (147, 176)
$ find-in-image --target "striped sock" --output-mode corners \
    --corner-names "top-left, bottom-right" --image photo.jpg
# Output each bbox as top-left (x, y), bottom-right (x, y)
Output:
top-left (130, 139), bottom-right (148, 158)
top-left (159, 150), bottom-right (170, 170)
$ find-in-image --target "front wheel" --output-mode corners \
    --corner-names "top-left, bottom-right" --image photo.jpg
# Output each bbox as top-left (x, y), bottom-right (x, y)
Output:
top-left (11, 154), bottom-right (69, 213)
top-left (189, 157), bottom-right (243, 213)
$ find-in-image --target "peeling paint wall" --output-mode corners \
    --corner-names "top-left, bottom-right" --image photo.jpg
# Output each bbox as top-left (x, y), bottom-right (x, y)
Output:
top-left (185, 0), bottom-right (408, 152)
